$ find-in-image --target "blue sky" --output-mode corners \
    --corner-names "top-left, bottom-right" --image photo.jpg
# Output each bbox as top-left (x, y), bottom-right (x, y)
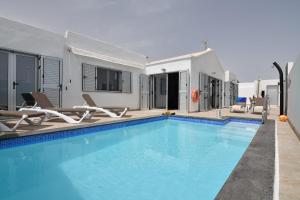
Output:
top-left (0, 0), bottom-right (299, 81)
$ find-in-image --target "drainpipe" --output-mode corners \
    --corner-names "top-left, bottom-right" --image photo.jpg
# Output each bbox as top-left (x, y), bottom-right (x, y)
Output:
top-left (272, 62), bottom-right (284, 115)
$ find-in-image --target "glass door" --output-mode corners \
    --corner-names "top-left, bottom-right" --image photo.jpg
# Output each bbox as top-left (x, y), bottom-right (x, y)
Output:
top-left (0, 51), bottom-right (9, 110)
top-left (16, 54), bottom-right (37, 107)
top-left (0, 50), bottom-right (38, 110)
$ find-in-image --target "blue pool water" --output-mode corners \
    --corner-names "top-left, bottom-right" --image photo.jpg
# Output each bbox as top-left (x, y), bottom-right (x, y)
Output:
top-left (0, 118), bottom-right (260, 200)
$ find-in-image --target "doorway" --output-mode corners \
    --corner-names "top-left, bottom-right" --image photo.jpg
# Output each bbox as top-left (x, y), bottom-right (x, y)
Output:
top-left (0, 50), bottom-right (38, 110)
top-left (167, 72), bottom-right (179, 110)
top-left (150, 72), bottom-right (180, 110)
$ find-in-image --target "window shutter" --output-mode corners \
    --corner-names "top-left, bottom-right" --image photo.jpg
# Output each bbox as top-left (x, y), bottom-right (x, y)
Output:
top-left (42, 56), bottom-right (62, 107)
top-left (122, 71), bottom-right (131, 93)
top-left (82, 64), bottom-right (96, 91)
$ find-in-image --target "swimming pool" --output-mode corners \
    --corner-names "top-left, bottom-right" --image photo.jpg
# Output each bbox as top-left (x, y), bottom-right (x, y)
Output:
top-left (0, 116), bottom-right (260, 200)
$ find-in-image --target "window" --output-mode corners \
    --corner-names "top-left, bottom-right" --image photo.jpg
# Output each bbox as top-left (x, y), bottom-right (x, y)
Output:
top-left (97, 68), bottom-right (108, 90)
top-left (82, 63), bottom-right (131, 93)
top-left (108, 70), bottom-right (122, 91)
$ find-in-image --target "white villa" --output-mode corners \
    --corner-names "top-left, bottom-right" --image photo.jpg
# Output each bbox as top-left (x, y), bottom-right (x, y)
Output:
top-left (0, 16), bottom-right (299, 136)
top-left (0, 17), bottom-right (237, 113)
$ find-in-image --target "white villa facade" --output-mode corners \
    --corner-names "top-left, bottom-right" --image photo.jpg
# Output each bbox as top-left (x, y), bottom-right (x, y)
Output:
top-left (0, 17), bottom-right (234, 113)
top-left (1, 16), bottom-right (299, 134)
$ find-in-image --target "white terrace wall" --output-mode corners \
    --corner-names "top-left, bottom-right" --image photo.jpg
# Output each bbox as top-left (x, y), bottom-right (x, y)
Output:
top-left (63, 32), bottom-right (146, 109)
top-left (288, 54), bottom-right (300, 135)
top-left (0, 17), bottom-right (64, 58)
top-left (190, 49), bottom-right (225, 112)
top-left (239, 79), bottom-right (279, 105)
top-left (238, 82), bottom-right (255, 104)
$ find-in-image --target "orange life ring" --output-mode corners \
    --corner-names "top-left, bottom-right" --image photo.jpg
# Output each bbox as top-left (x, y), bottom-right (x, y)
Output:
top-left (191, 89), bottom-right (200, 103)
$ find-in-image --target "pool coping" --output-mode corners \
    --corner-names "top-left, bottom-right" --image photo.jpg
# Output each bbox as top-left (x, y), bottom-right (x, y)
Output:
top-left (215, 119), bottom-right (275, 200)
top-left (0, 114), bottom-right (261, 141)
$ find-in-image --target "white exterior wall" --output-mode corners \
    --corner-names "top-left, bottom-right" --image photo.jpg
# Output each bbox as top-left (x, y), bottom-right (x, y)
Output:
top-left (63, 53), bottom-right (143, 109)
top-left (239, 79), bottom-right (279, 105)
top-left (238, 82), bottom-right (255, 104)
top-left (257, 79), bottom-right (279, 96)
top-left (63, 32), bottom-right (146, 109)
top-left (225, 70), bottom-right (238, 83)
top-left (0, 18), bottom-right (146, 110)
top-left (288, 55), bottom-right (300, 134)
top-left (145, 58), bottom-right (191, 75)
top-left (257, 79), bottom-right (279, 106)
top-left (0, 17), bottom-right (64, 58)
top-left (190, 50), bottom-right (225, 112)
top-left (146, 58), bottom-right (191, 110)
top-left (146, 49), bottom-right (226, 112)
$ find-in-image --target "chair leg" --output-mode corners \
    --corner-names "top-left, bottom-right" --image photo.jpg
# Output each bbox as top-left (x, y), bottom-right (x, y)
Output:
top-left (9, 115), bottom-right (28, 131)
top-left (0, 122), bottom-right (13, 132)
top-left (24, 115), bottom-right (46, 126)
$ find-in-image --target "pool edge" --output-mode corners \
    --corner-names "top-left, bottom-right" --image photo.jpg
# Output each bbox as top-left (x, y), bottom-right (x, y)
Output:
top-left (215, 119), bottom-right (275, 200)
top-left (0, 115), bottom-right (262, 149)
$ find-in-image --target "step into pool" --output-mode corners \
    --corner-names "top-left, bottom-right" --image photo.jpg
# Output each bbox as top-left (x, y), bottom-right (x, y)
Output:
top-left (0, 117), bottom-right (260, 200)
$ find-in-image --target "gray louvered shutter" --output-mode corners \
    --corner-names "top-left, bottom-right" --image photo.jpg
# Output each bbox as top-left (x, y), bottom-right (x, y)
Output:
top-left (122, 71), bottom-right (131, 93)
top-left (140, 74), bottom-right (149, 109)
top-left (82, 63), bottom-right (96, 91)
top-left (42, 56), bottom-right (62, 107)
top-left (179, 70), bottom-right (189, 112)
top-left (199, 72), bottom-right (206, 111)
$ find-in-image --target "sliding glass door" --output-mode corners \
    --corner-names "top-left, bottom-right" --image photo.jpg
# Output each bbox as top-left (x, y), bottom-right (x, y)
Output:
top-left (16, 54), bottom-right (37, 107)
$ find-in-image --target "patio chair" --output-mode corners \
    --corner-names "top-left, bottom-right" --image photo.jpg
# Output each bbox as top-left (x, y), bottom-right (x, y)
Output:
top-left (251, 97), bottom-right (268, 114)
top-left (73, 94), bottom-right (128, 118)
top-left (230, 97), bottom-right (247, 113)
top-left (21, 93), bottom-right (37, 108)
top-left (0, 110), bottom-right (46, 132)
top-left (20, 92), bottom-right (95, 124)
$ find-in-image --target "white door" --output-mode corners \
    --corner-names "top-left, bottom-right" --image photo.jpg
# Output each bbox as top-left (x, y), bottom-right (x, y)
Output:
top-left (140, 74), bottom-right (149, 110)
top-left (179, 71), bottom-right (189, 112)
top-left (41, 56), bottom-right (63, 107)
top-left (266, 85), bottom-right (278, 105)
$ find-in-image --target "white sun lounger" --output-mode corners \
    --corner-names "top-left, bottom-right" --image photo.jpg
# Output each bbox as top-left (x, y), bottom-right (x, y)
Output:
top-left (0, 110), bottom-right (46, 132)
top-left (19, 92), bottom-right (95, 124)
top-left (73, 94), bottom-right (128, 118)
top-left (19, 107), bottom-right (90, 124)
top-left (73, 105), bottom-right (127, 118)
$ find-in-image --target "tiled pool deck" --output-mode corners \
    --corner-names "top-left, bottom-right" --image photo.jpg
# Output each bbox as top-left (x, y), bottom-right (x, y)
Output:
top-left (0, 107), bottom-right (299, 199)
